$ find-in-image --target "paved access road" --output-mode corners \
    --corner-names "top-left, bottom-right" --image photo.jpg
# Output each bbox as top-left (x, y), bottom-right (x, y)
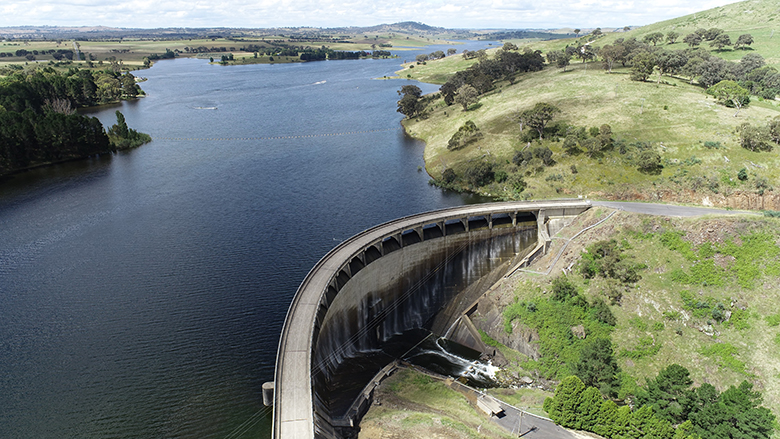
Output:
top-left (591, 200), bottom-right (757, 217)
top-left (492, 400), bottom-right (577, 439)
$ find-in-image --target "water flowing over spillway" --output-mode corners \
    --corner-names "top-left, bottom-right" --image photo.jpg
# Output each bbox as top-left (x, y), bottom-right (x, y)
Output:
top-left (311, 227), bottom-right (536, 434)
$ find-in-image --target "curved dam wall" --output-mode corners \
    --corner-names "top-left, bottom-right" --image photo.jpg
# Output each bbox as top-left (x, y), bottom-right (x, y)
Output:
top-left (273, 200), bottom-right (592, 439)
top-left (312, 225), bottom-right (537, 434)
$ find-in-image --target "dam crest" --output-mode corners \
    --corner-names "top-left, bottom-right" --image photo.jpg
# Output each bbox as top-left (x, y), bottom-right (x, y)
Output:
top-left (272, 200), bottom-right (591, 439)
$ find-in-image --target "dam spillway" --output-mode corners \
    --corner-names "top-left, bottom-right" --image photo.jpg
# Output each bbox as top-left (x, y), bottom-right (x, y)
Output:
top-left (272, 200), bottom-right (591, 439)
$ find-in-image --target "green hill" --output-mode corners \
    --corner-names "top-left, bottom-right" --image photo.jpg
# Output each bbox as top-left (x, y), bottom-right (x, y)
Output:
top-left (398, 0), bottom-right (780, 210)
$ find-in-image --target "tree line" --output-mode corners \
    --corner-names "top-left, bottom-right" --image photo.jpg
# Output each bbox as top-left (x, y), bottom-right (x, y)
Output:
top-left (0, 68), bottom-right (148, 176)
top-left (545, 366), bottom-right (775, 439)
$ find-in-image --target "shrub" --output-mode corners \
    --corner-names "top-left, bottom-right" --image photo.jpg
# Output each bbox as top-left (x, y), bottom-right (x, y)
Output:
top-left (552, 276), bottom-right (579, 302)
top-left (447, 120), bottom-right (483, 150)
top-left (441, 168), bottom-right (456, 184)
top-left (463, 161), bottom-right (494, 187)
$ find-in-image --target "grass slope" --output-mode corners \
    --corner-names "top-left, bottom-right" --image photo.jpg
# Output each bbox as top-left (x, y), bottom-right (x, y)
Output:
top-left (487, 208), bottom-right (780, 425)
top-left (403, 60), bottom-right (780, 200)
top-left (395, 0), bottom-right (780, 203)
top-left (359, 369), bottom-right (518, 439)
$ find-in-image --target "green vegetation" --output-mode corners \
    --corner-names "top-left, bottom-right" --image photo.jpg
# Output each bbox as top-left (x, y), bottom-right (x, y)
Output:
top-left (360, 368), bottom-right (516, 438)
top-left (107, 111), bottom-right (151, 149)
top-left (503, 275), bottom-right (618, 389)
top-left (545, 366), bottom-right (776, 439)
top-left (399, 0), bottom-right (780, 203)
top-left (483, 210), bottom-right (780, 437)
top-left (0, 67), bottom-right (149, 175)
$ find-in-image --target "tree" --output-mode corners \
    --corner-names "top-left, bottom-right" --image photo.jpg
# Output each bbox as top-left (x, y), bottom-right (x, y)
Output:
top-left (447, 120), bottom-right (482, 150)
top-left (737, 123), bottom-right (772, 152)
top-left (454, 84), bottom-right (479, 111)
top-left (578, 387), bottom-right (603, 431)
top-left (683, 33), bottom-right (702, 48)
top-left (630, 51), bottom-right (656, 82)
top-left (463, 161), bottom-right (494, 187)
top-left (638, 150), bottom-right (662, 174)
top-left (551, 275), bottom-right (578, 301)
top-left (767, 116), bottom-right (780, 144)
top-left (707, 80), bottom-right (749, 116)
top-left (396, 85), bottom-right (423, 118)
top-left (521, 102), bottom-right (561, 139)
top-left (696, 57), bottom-right (730, 88)
top-left (703, 28), bottom-right (725, 41)
top-left (735, 33), bottom-right (754, 50)
top-left (643, 32), bottom-right (664, 46)
top-left (574, 29), bottom-right (581, 38)
top-left (447, 48), bottom-right (457, 56)
top-left (637, 364), bottom-right (694, 424)
top-left (574, 337), bottom-right (620, 397)
top-left (502, 42), bottom-right (518, 51)
top-left (666, 31), bottom-right (680, 44)
top-left (711, 33), bottom-right (731, 51)
top-left (557, 53), bottom-right (571, 71)
top-left (690, 381), bottom-right (775, 439)
top-left (599, 44), bottom-right (625, 73)
top-left (544, 375), bottom-right (586, 429)
top-left (399, 85), bottom-right (422, 98)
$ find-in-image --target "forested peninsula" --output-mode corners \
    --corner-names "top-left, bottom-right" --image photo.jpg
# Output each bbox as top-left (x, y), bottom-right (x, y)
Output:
top-left (0, 67), bottom-right (149, 177)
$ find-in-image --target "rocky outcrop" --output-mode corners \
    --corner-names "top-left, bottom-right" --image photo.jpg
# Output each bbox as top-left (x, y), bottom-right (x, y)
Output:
top-left (470, 295), bottom-right (541, 360)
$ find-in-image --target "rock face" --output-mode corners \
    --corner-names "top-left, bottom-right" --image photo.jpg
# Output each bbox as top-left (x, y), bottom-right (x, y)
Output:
top-left (571, 324), bottom-right (586, 339)
top-left (470, 296), bottom-right (541, 360)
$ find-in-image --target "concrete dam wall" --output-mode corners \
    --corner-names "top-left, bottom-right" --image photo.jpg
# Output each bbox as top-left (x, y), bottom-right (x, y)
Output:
top-left (313, 225), bottom-right (537, 435)
top-left (272, 200), bottom-right (592, 439)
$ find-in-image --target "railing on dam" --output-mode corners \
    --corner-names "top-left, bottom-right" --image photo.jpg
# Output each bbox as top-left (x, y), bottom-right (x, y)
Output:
top-left (272, 200), bottom-right (591, 439)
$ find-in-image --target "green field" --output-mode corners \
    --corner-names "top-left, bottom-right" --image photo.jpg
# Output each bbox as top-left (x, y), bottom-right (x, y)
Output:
top-left (0, 31), bottom-right (451, 73)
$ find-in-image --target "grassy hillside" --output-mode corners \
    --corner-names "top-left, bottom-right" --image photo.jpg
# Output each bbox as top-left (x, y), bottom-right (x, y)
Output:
top-left (506, 0), bottom-right (780, 65)
top-left (359, 368), bottom-right (520, 439)
top-left (474, 208), bottom-right (780, 432)
top-left (397, 0), bottom-right (780, 207)
top-left (402, 60), bottom-right (780, 202)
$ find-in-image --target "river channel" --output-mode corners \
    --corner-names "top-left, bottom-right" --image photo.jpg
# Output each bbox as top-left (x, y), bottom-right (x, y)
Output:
top-left (0, 42), bottom-right (500, 438)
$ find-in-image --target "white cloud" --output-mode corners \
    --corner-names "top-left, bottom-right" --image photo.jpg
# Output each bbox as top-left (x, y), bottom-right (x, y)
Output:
top-left (0, 0), bottom-right (741, 29)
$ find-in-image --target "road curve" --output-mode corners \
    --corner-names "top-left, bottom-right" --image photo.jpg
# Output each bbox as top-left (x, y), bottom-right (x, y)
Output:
top-left (272, 200), bottom-right (591, 439)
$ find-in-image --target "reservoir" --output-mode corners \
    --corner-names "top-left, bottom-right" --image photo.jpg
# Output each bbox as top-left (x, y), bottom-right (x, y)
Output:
top-left (0, 42), bottom-right (498, 438)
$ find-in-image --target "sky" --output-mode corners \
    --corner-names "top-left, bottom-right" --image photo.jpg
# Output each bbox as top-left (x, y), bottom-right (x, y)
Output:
top-left (1, 0), bottom-right (742, 30)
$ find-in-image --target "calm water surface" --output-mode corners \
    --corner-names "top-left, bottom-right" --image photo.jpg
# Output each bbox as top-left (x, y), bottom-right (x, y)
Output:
top-left (0, 42), bottom-right (494, 438)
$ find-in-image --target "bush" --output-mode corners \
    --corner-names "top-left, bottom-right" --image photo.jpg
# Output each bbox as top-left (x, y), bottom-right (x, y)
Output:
top-left (447, 120), bottom-right (483, 150)
top-left (579, 239), bottom-right (643, 284)
top-left (637, 150), bottom-right (662, 174)
top-left (441, 168), bottom-right (456, 184)
top-left (463, 161), bottom-right (494, 187)
top-left (552, 276), bottom-right (579, 302)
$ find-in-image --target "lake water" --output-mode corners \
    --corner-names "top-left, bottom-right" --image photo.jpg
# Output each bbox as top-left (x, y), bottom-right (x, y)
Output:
top-left (0, 41), bottom-right (496, 438)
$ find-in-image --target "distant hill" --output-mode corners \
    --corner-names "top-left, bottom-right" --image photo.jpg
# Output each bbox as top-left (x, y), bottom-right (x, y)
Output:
top-left (0, 22), bottom-right (567, 43)
top-left (598, 0), bottom-right (780, 64)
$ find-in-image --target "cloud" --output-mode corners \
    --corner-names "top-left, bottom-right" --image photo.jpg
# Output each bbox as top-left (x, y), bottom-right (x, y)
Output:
top-left (0, 0), bottom-right (741, 29)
